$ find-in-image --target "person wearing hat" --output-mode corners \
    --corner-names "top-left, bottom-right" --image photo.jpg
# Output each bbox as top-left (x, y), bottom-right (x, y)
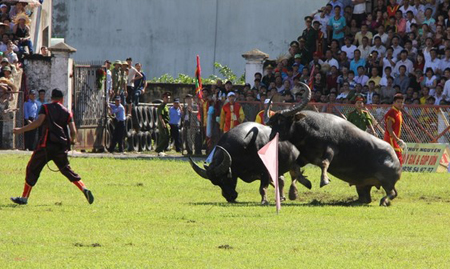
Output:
top-left (155, 92), bottom-right (171, 155)
top-left (182, 94), bottom-right (199, 155)
top-left (107, 95), bottom-right (126, 153)
top-left (347, 96), bottom-right (375, 134)
top-left (296, 37), bottom-right (311, 66)
top-left (169, 98), bottom-right (182, 152)
top-left (255, 98), bottom-right (275, 125)
top-left (13, 13), bottom-right (33, 54)
top-left (11, 89), bottom-right (95, 205)
top-left (262, 64), bottom-right (276, 87)
top-left (111, 60), bottom-right (123, 102)
top-left (219, 92), bottom-right (244, 133)
top-left (23, 89), bottom-right (38, 150)
top-left (384, 93), bottom-right (406, 164)
top-left (301, 16), bottom-right (318, 55)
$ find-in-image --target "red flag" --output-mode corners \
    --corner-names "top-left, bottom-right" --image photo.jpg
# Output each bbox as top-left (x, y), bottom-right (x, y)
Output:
top-left (258, 133), bottom-right (281, 213)
top-left (195, 55), bottom-right (203, 99)
top-left (308, 63), bottom-right (315, 90)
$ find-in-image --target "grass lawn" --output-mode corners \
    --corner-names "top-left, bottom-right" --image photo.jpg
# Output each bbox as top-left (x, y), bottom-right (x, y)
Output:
top-left (1, 154), bottom-right (450, 268)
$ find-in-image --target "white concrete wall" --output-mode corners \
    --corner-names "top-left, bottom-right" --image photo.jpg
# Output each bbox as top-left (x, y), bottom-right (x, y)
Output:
top-left (52, 0), bottom-right (326, 79)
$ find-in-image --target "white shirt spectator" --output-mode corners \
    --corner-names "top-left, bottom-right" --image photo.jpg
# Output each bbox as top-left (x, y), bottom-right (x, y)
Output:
top-left (313, 14), bottom-right (329, 38)
top-left (358, 45), bottom-right (371, 60)
top-left (424, 58), bottom-right (441, 74)
top-left (393, 59), bottom-right (414, 76)
top-left (405, 18), bottom-right (417, 33)
top-left (127, 66), bottom-right (138, 87)
top-left (392, 45), bottom-right (404, 60)
top-left (371, 45), bottom-right (386, 59)
top-left (423, 47), bottom-right (432, 63)
top-left (341, 44), bottom-right (357, 60)
top-left (353, 2), bottom-right (366, 14)
top-left (382, 56), bottom-right (397, 76)
top-left (399, 5), bottom-right (417, 17)
top-left (324, 58), bottom-right (339, 69)
top-left (373, 33), bottom-right (389, 45)
top-left (442, 79), bottom-right (450, 102)
top-left (354, 75), bottom-right (369, 86)
top-left (379, 76), bottom-right (388, 87)
top-left (439, 57), bottom-right (450, 72)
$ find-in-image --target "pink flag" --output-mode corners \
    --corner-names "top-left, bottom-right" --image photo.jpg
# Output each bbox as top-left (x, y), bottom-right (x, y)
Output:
top-left (258, 133), bottom-right (281, 213)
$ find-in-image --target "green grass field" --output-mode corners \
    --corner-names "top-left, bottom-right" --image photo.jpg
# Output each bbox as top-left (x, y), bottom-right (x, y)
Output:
top-left (1, 154), bottom-right (450, 268)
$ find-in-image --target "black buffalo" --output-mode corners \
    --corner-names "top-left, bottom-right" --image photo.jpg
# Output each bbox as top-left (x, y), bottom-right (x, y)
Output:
top-left (265, 82), bottom-right (402, 206)
top-left (189, 122), bottom-right (311, 204)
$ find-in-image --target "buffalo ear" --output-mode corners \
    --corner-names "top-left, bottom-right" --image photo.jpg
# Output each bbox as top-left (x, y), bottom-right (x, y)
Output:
top-left (294, 112), bottom-right (306, 121)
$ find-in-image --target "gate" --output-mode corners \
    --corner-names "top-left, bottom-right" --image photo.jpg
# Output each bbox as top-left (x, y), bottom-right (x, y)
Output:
top-left (73, 63), bottom-right (107, 152)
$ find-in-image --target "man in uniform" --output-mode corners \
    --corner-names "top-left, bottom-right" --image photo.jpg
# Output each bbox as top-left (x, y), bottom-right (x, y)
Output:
top-left (384, 93), bottom-right (406, 165)
top-left (301, 16), bottom-right (318, 54)
top-left (24, 90), bottom-right (38, 150)
top-left (219, 92), bottom-right (244, 133)
top-left (108, 95), bottom-right (126, 153)
top-left (11, 89), bottom-right (94, 205)
top-left (155, 92), bottom-right (171, 156)
top-left (111, 60), bottom-right (122, 101)
top-left (347, 96), bottom-right (375, 134)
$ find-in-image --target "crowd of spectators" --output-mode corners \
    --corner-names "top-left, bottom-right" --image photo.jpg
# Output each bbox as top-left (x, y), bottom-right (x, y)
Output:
top-left (288, 0), bottom-right (450, 106)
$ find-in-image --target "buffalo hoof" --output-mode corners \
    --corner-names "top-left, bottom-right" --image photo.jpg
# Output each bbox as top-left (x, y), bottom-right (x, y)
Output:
top-left (379, 197), bottom-right (391, 207)
top-left (320, 179), bottom-right (330, 188)
top-left (289, 186), bottom-right (298, 201)
top-left (280, 196), bottom-right (286, 202)
top-left (261, 200), bottom-right (269, 206)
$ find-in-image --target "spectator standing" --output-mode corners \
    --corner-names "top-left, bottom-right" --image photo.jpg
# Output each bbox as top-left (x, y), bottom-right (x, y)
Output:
top-left (393, 65), bottom-right (410, 93)
top-left (301, 16), bottom-right (318, 54)
top-left (107, 96), bottom-right (126, 153)
top-left (393, 50), bottom-right (414, 76)
top-left (133, 63), bottom-right (147, 106)
top-left (384, 94), bottom-right (405, 164)
top-left (169, 98), bottom-right (182, 152)
top-left (352, 0), bottom-right (367, 26)
top-left (24, 90), bottom-right (38, 150)
top-left (104, 60), bottom-right (112, 102)
top-left (219, 92), bottom-right (244, 133)
top-left (111, 61), bottom-right (123, 102)
top-left (182, 94), bottom-right (199, 155)
top-left (328, 6), bottom-right (347, 45)
top-left (347, 96), bottom-right (375, 134)
top-left (35, 89), bottom-right (46, 113)
top-left (125, 58), bottom-right (142, 116)
top-left (262, 65), bottom-right (276, 87)
top-left (341, 36), bottom-right (357, 60)
top-left (155, 92), bottom-right (171, 156)
top-left (350, 49), bottom-right (366, 74)
top-left (255, 99), bottom-right (275, 125)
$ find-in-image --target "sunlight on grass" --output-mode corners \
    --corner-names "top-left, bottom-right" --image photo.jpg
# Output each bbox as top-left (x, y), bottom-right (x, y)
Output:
top-left (1, 155), bottom-right (450, 268)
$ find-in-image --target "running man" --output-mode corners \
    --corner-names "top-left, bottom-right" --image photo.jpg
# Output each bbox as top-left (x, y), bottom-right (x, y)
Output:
top-left (11, 89), bottom-right (94, 205)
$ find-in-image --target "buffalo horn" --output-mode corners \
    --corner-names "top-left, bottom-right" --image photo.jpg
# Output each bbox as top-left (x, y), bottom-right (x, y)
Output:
top-left (263, 96), bottom-right (275, 124)
top-left (214, 146), bottom-right (232, 175)
top-left (279, 81), bottom-right (312, 117)
top-left (188, 157), bottom-right (209, 179)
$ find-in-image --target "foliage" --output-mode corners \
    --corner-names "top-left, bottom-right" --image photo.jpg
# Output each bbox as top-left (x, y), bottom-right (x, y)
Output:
top-left (1, 154), bottom-right (450, 268)
top-left (95, 68), bottom-right (106, 90)
top-left (149, 62), bottom-right (245, 85)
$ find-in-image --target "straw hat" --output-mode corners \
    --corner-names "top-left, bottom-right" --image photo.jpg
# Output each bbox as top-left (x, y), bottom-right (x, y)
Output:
top-left (14, 13), bottom-right (31, 26)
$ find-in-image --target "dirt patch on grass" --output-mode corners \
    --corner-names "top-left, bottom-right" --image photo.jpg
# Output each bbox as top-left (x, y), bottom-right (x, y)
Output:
top-left (419, 196), bottom-right (450, 203)
top-left (218, 244), bottom-right (233, 250)
top-left (74, 243), bottom-right (102, 247)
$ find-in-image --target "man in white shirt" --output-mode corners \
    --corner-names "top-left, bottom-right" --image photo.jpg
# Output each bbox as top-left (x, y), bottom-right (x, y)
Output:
top-left (393, 50), bottom-right (414, 76)
top-left (442, 76), bottom-right (450, 104)
top-left (324, 49), bottom-right (339, 69)
top-left (391, 36), bottom-right (403, 60)
top-left (371, 36), bottom-right (386, 60)
top-left (104, 60), bottom-right (112, 103)
top-left (358, 36), bottom-right (371, 60)
top-left (372, 25), bottom-right (388, 45)
top-left (382, 47), bottom-right (397, 77)
top-left (341, 36), bottom-right (357, 60)
top-left (399, 0), bottom-right (417, 17)
top-left (405, 11), bottom-right (417, 33)
top-left (439, 48), bottom-right (450, 73)
top-left (424, 48), bottom-right (441, 75)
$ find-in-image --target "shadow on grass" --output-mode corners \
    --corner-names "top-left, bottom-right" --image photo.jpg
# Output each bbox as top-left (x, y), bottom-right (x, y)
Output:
top-left (189, 198), bottom-right (370, 208)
